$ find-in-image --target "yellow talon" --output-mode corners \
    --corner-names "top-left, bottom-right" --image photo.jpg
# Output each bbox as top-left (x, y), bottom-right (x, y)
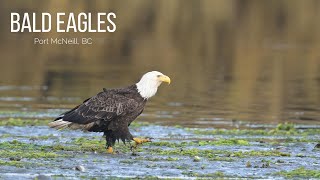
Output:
top-left (133, 138), bottom-right (151, 145)
top-left (106, 146), bottom-right (113, 154)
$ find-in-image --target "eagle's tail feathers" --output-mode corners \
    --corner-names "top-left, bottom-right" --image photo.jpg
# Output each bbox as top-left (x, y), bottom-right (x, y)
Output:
top-left (48, 119), bottom-right (95, 131)
top-left (48, 119), bottom-right (72, 129)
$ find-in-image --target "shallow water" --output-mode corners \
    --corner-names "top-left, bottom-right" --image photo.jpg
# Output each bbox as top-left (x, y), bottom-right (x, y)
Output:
top-left (1, 1), bottom-right (320, 127)
top-left (0, 124), bottom-right (319, 179)
top-left (0, 69), bottom-right (320, 128)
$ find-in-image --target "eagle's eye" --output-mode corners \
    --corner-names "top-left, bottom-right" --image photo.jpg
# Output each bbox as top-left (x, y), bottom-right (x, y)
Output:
top-left (157, 75), bottom-right (161, 78)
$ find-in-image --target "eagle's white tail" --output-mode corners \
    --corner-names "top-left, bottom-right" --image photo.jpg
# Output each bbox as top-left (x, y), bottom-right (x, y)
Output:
top-left (48, 119), bottom-right (72, 129)
top-left (48, 118), bottom-right (95, 130)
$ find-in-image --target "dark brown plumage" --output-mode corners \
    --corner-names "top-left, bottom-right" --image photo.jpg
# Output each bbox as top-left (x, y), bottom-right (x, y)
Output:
top-left (50, 85), bottom-right (146, 146)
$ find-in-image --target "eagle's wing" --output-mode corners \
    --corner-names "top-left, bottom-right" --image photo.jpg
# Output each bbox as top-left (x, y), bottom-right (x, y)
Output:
top-left (49, 89), bottom-right (140, 130)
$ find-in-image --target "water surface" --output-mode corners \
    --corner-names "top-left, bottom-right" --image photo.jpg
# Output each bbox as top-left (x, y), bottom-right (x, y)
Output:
top-left (1, 1), bottom-right (320, 127)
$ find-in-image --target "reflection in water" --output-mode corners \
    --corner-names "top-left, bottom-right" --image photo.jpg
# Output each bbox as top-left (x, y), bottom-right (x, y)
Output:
top-left (0, 1), bottom-right (320, 127)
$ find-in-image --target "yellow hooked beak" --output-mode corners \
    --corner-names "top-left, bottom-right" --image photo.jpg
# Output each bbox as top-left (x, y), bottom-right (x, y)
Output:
top-left (158, 75), bottom-right (171, 84)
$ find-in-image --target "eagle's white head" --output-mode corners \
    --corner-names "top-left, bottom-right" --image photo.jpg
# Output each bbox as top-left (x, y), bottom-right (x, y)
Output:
top-left (136, 71), bottom-right (171, 99)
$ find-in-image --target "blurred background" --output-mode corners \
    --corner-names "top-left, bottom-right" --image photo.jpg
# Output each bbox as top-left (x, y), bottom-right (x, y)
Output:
top-left (1, 0), bottom-right (320, 127)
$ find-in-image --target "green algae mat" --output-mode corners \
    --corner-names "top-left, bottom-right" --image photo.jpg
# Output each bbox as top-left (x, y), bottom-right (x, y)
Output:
top-left (0, 119), bottom-right (319, 179)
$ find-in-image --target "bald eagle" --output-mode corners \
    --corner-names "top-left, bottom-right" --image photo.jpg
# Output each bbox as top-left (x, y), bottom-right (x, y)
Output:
top-left (49, 71), bottom-right (170, 153)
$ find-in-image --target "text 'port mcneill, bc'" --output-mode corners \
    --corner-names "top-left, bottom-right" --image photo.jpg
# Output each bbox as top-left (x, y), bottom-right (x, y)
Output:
top-left (34, 37), bottom-right (92, 45)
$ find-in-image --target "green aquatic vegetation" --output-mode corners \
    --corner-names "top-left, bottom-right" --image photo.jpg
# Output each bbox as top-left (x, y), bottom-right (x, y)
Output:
top-left (175, 165), bottom-right (189, 170)
top-left (52, 139), bottom-right (105, 153)
top-left (150, 139), bottom-right (250, 148)
top-left (166, 157), bottom-right (179, 161)
top-left (191, 123), bottom-right (320, 136)
top-left (0, 118), bottom-right (50, 126)
top-left (0, 150), bottom-right (60, 159)
top-left (28, 134), bottom-right (56, 140)
top-left (0, 159), bottom-right (45, 168)
top-left (302, 129), bottom-right (320, 135)
top-left (134, 156), bottom-right (179, 162)
top-left (209, 156), bottom-right (234, 161)
top-left (150, 148), bottom-right (290, 159)
top-left (191, 128), bottom-right (268, 136)
top-left (276, 167), bottom-right (320, 178)
top-left (182, 171), bottom-right (226, 178)
top-left (72, 138), bottom-right (105, 152)
top-left (0, 140), bottom-right (64, 159)
top-left (174, 125), bottom-right (183, 128)
top-left (0, 160), bottom-right (26, 168)
top-left (296, 153), bottom-right (307, 157)
top-left (275, 122), bottom-right (295, 131)
top-left (132, 176), bottom-right (163, 180)
top-left (198, 139), bottom-right (250, 146)
top-left (150, 148), bottom-right (204, 158)
top-left (229, 150), bottom-right (290, 158)
top-left (0, 140), bottom-right (46, 151)
top-left (53, 137), bottom-right (141, 154)
top-left (0, 134), bottom-right (11, 138)
top-left (150, 141), bottom-right (188, 148)
top-left (252, 159), bottom-right (290, 169)
top-left (52, 144), bottom-right (77, 151)
top-left (69, 136), bottom-right (132, 153)
top-left (255, 137), bottom-right (318, 144)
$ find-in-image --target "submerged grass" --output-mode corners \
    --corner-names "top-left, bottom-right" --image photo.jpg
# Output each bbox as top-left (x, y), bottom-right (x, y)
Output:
top-left (182, 171), bottom-right (227, 178)
top-left (150, 148), bottom-right (290, 159)
top-left (0, 118), bottom-right (50, 126)
top-left (0, 160), bottom-right (26, 168)
top-left (150, 139), bottom-right (250, 148)
top-left (190, 123), bottom-right (320, 136)
top-left (134, 156), bottom-right (179, 162)
top-left (0, 120), bottom-right (319, 179)
top-left (0, 140), bottom-right (64, 159)
top-left (276, 167), bottom-right (320, 178)
top-left (0, 151), bottom-right (59, 159)
top-left (69, 137), bottom-right (138, 153)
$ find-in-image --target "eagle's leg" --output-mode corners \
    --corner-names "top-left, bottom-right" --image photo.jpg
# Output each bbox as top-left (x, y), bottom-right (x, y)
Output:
top-left (106, 146), bottom-right (113, 154)
top-left (130, 138), bottom-right (151, 152)
top-left (133, 137), bottom-right (151, 145)
top-left (104, 131), bottom-right (116, 154)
